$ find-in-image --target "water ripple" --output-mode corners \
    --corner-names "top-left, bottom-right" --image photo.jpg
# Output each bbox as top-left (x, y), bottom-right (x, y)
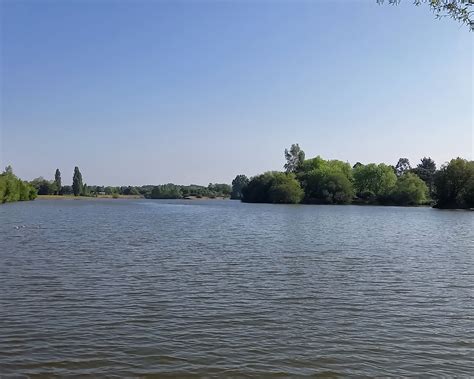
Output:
top-left (0, 200), bottom-right (473, 377)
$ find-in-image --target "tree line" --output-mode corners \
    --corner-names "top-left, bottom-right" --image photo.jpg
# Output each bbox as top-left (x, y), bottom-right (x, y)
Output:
top-left (230, 144), bottom-right (474, 209)
top-left (27, 166), bottom-right (232, 199)
top-left (3, 148), bottom-right (472, 209)
top-left (149, 183), bottom-right (231, 199)
top-left (30, 166), bottom-right (88, 196)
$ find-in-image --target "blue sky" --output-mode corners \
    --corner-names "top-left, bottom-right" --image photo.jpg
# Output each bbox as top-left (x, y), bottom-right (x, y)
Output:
top-left (1, 0), bottom-right (472, 186)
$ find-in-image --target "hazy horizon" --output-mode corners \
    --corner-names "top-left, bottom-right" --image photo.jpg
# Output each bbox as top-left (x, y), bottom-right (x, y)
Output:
top-left (1, 1), bottom-right (472, 186)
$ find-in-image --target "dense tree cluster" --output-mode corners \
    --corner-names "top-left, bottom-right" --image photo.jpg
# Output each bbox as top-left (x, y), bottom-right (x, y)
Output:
top-left (298, 156), bottom-right (354, 204)
top-left (0, 166), bottom-right (37, 204)
top-left (413, 157), bottom-right (436, 196)
top-left (242, 172), bottom-right (304, 204)
top-left (30, 167), bottom-right (88, 196)
top-left (233, 144), bottom-right (473, 209)
top-left (86, 183), bottom-right (231, 199)
top-left (25, 165), bottom-right (232, 200)
top-left (150, 184), bottom-right (183, 199)
top-left (231, 175), bottom-right (249, 200)
top-left (30, 177), bottom-right (58, 195)
top-left (390, 173), bottom-right (429, 206)
top-left (149, 183), bottom-right (231, 199)
top-left (434, 158), bottom-right (474, 209)
top-left (353, 163), bottom-right (397, 201)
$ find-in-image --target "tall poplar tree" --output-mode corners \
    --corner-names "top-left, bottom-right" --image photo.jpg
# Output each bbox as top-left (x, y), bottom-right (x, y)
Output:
top-left (72, 167), bottom-right (83, 196)
top-left (54, 169), bottom-right (61, 195)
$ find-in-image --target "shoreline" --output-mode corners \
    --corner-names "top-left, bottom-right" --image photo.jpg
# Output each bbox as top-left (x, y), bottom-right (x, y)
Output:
top-left (36, 195), bottom-right (230, 201)
top-left (36, 194), bottom-right (143, 200)
top-left (34, 195), bottom-right (473, 210)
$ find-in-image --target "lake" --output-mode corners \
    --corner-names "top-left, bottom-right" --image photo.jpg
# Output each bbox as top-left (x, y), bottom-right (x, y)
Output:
top-left (0, 199), bottom-right (473, 377)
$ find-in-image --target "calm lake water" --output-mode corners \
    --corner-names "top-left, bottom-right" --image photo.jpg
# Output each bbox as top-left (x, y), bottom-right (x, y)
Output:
top-left (0, 199), bottom-right (473, 377)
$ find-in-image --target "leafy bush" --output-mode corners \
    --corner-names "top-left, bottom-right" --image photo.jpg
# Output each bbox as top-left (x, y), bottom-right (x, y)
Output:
top-left (242, 172), bottom-right (303, 204)
top-left (353, 163), bottom-right (397, 199)
top-left (150, 184), bottom-right (183, 199)
top-left (434, 158), bottom-right (474, 209)
top-left (0, 167), bottom-right (37, 204)
top-left (297, 157), bottom-right (353, 204)
top-left (303, 169), bottom-right (354, 204)
top-left (231, 175), bottom-right (249, 200)
top-left (390, 173), bottom-right (428, 205)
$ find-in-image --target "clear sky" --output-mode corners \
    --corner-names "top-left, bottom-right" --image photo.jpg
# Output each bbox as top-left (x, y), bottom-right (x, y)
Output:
top-left (1, 0), bottom-right (472, 186)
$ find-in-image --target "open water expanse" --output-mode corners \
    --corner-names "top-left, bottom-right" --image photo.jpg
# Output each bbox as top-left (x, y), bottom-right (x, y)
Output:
top-left (0, 199), bottom-right (473, 377)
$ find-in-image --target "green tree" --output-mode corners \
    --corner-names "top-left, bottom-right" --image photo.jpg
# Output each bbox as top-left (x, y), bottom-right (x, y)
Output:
top-left (434, 158), bottom-right (474, 209)
top-left (298, 158), bottom-right (354, 204)
top-left (82, 183), bottom-right (90, 197)
top-left (0, 176), bottom-right (5, 201)
top-left (150, 184), bottom-right (183, 199)
top-left (0, 167), bottom-right (36, 204)
top-left (297, 156), bottom-right (327, 177)
top-left (391, 173), bottom-right (428, 205)
top-left (305, 170), bottom-right (354, 204)
top-left (231, 175), bottom-right (249, 200)
top-left (19, 181), bottom-right (31, 201)
top-left (242, 172), bottom-right (303, 204)
top-left (208, 183), bottom-right (232, 197)
top-left (458, 176), bottom-right (474, 208)
top-left (284, 143), bottom-right (305, 173)
top-left (242, 172), bottom-right (278, 203)
top-left (61, 185), bottom-right (73, 195)
top-left (28, 185), bottom-right (38, 200)
top-left (104, 186), bottom-right (114, 195)
top-left (268, 173), bottom-right (304, 204)
top-left (120, 186), bottom-right (140, 195)
top-left (353, 163), bottom-right (397, 199)
top-left (413, 157), bottom-right (436, 196)
top-left (395, 158), bottom-right (411, 177)
top-left (30, 177), bottom-right (56, 195)
top-left (72, 166), bottom-right (83, 196)
top-left (3, 174), bottom-right (20, 202)
top-left (54, 169), bottom-right (62, 195)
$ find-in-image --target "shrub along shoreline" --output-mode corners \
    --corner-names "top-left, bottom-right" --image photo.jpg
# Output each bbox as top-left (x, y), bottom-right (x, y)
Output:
top-left (0, 166), bottom-right (37, 204)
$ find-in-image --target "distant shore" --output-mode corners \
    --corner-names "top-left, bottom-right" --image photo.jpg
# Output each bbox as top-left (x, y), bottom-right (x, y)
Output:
top-left (36, 195), bottom-right (229, 201)
top-left (37, 194), bottom-right (143, 200)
